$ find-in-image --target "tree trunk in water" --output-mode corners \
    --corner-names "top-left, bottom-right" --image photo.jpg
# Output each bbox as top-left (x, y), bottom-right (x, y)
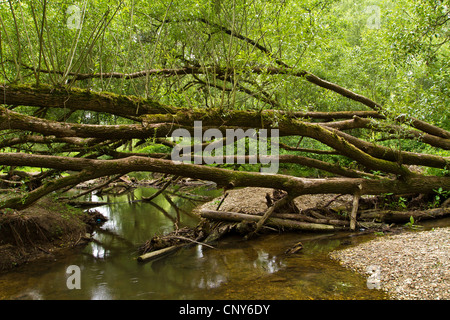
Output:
top-left (200, 209), bottom-right (339, 231)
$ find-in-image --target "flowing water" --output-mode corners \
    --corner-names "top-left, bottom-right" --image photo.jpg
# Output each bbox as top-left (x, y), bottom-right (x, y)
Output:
top-left (0, 186), bottom-right (394, 300)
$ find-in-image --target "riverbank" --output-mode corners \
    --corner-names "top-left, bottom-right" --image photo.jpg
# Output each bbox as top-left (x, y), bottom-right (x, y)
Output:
top-left (329, 227), bottom-right (450, 300)
top-left (0, 197), bottom-right (103, 272)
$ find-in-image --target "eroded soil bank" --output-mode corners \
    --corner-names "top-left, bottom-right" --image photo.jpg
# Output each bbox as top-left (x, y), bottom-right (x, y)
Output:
top-left (0, 197), bottom-right (104, 272)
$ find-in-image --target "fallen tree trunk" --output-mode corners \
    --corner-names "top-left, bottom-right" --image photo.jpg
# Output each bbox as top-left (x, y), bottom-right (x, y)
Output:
top-left (2, 106), bottom-right (449, 171)
top-left (66, 201), bottom-right (110, 208)
top-left (248, 195), bottom-right (290, 237)
top-left (2, 153), bottom-right (450, 197)
top-left (272, 213), bottom-right (349, 226)
top-left (1, 152), bottom-right (450, 210)
top-left (359, 207), bottom-right (450, 223)
top-left (200, 209), bottom-right (338, 232)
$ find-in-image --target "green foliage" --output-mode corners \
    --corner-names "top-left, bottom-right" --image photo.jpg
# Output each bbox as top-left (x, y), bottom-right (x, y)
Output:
top-left (136, 143), bottom-right (171, 154)
top-left (380, 192), bottom-right (409, 210)
top-left (404, 215), bottom-right (423, 230)
top-left (1, 0), bottom-right (446, 119)
top-left (1, 0), bottom-right (447, 123)
top-left (0, 0), bottom-right (448, 176)
top-left (430, 187), bottom-right (450, 208)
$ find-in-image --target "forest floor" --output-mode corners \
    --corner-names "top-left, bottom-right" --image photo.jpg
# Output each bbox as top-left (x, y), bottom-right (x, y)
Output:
top-left (0, 197), bottom-right (104, 273)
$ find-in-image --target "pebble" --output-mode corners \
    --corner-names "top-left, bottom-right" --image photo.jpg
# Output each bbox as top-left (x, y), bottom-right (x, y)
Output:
top-left (329, 227), bottom-right (450, 300)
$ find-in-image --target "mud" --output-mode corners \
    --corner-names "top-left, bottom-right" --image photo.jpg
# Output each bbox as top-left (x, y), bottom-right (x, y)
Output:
top-left (0, 197), bottom-right (105, 272)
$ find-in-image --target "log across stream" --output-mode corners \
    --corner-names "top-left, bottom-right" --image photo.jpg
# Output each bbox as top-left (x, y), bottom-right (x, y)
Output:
top-left (136, 187), bottom-right (450, 262)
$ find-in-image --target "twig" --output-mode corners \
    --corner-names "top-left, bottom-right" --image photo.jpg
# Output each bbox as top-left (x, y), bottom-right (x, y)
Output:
top-left (37, 246), bottom-right (51, 254)
top-left (216, 192), bottom-right (229, 210)
top-left (64, 174), bottom-right (124, 200)
top-left (163, 235), bottom-right (216, 249)
top-left (321, 194), bottom-right (345, 208)
top-left (142, 175), bottom-right (180, 202)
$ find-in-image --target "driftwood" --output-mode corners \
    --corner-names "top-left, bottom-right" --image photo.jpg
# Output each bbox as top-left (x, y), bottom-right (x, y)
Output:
top-left (137, 224), bottom-right (211, 262)
top-left (137, 245), bottom-right (183, 262)
top-left (137, 238), bottom-right (216, 263)
top-left (200, 209), bottom-right (338, 231)
top-left (163, 235), bottom-right (215, 249)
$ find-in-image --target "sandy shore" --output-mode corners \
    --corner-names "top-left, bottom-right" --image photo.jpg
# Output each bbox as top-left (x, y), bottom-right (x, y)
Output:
top-left (329, 227), bottom-right (450, 300)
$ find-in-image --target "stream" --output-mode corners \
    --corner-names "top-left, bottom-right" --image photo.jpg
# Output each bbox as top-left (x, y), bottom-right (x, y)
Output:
top-left (0, 186), bottom-right (400, 300)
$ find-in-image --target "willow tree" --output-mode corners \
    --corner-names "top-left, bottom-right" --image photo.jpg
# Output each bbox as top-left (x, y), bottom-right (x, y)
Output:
top-left (0, 0), bottom-right (449, 231)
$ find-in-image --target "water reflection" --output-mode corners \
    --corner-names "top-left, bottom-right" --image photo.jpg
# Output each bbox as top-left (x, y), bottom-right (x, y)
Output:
top-left (91, 242), bottom-right (108, 259)
top-left (195, 245), bottom-right (204, 258)
top-left (91, 284), bottom-right (114, 300)
top-left (253, 250), bottom-right (285, 274)
top-left (197, 274), bottom-right (227, 289)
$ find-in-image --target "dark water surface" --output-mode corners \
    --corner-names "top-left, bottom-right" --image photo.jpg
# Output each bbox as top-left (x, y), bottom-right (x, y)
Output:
top-left (0, 187), bottom-right (396, 300)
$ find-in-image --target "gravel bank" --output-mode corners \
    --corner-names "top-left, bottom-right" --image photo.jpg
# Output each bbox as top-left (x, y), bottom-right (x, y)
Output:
top-left (329, 227), bottom-right (450, 300)
top-left (196, 187), bottom-right (353, 214)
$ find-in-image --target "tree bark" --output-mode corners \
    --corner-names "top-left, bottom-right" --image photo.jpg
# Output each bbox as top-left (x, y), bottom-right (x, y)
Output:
top-left (350, 186), bottom-right (362, 231)
top-left (246, 195), bottom-right (290, 238)
top-left (0, 152), bottom-right (449, 212)
top-left (200, 209), bottom-right (338, 231)
top-left (273, 213), bottom-right (349, 226)
top-left (1, 170), bottom-right (99, 210)
top-left (359, 207), bottom-right (450, 223)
